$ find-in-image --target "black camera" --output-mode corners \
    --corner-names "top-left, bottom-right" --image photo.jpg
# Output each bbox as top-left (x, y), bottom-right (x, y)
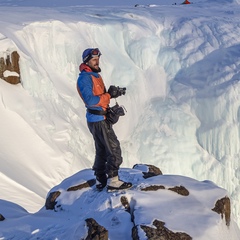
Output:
top-left (117, 86), bottom-right (126, 95)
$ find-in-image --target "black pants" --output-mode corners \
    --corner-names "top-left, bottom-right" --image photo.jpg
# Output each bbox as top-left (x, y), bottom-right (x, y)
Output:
top-left (87, 120), bottom-right (123, 178)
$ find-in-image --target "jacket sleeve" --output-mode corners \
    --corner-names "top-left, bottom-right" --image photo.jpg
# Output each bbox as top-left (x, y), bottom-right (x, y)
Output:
top-left (77, 74), bottom-right (110, 108)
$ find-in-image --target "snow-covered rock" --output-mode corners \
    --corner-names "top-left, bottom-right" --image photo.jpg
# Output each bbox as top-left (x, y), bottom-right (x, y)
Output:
top-left (1, 165), bottom-right (240, 239)
top-left (0, 51), bottom-right (20, 84)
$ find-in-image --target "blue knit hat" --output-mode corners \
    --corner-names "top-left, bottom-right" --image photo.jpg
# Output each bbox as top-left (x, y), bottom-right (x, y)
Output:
top-left (82, 48), bottom-right (101, 63)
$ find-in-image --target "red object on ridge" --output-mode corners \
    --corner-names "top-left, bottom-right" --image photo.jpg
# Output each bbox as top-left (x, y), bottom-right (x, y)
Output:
top-left (182, 0), bottom-right (191, 4)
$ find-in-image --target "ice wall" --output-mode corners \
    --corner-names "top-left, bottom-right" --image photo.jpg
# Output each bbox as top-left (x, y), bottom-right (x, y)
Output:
top-left (1, 5), bottom-right (239, 224)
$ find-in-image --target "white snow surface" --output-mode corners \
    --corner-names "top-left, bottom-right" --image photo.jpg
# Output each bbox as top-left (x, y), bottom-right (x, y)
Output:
top-left (0, 0), bottom-right (240, 238)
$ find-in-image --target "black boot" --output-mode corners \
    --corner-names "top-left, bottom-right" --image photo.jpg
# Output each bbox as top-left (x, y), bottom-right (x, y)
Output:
top-left (95, 173), bottom-right (107, 191)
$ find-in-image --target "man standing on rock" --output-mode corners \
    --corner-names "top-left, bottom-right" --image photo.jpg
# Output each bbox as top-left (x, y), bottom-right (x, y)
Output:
top-left (76, 48), bottom-right (132, 191)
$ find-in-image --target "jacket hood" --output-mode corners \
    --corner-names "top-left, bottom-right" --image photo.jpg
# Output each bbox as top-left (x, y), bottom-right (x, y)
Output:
top-left (79, 63), bottom-right (92, 72)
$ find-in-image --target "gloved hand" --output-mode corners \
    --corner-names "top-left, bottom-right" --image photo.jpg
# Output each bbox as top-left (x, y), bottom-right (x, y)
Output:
top-left (108, 85), bottom-right (120, 98)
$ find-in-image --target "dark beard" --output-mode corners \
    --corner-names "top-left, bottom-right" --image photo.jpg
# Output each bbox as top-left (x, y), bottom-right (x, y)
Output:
top-left (90, 66), bottom-right (101, 73)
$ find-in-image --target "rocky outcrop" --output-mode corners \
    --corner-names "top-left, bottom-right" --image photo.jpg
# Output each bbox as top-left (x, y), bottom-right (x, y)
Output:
top-left (140, 185), bottom-right (189, 196)
top-left (168, 185), bottom-right (189, 196)
top-left (67, 179), bottom-right (95, 191)
top-left (85, 218), bottom-right (108, 240)
top-left (0, 51), bottom-right (20, 84)
top-left (140, 219), bottom-right (192, 240)
top-left (43, 165), bottom-right (233, 240)
top-left (121, 195), bottom-right (192, 240)
top-left (45, 191), bottom-right (61, 210)
top-left (212, 196), bottom-right (231, 226)
top-left (133, 164), bottom-right (162, 178)
top-left (141, 185), bottom-right (165, 191)
top-left (45, 179), bottom-right (96, 210)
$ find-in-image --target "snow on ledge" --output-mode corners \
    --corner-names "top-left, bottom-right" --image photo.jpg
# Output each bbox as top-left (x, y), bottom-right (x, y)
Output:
top-left (3, 70), bottom-right (19, 78)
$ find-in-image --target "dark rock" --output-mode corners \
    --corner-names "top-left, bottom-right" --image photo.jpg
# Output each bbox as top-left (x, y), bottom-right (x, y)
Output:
top-left (120, 196), bottom-right (130, 212)
top-left (132, 226), bottom-right (140, 240)
top-left (212, 196), bottom-right (231, 226)
top-left (143, 164), bottom-right (162, 179)
top-left (0, 51), bottom-right (20, 84)
top-left (141, 219), bottom-right (192, 240)
top-left (67, 179), bottom-right (96, 191)
top-left (141, 185), bottom-right (165, 191)
top-left (85, 218), bottom-right (108, 240)
top-left (141, 185), bottom-right (189, 197)
top-left (45, 191), bottom-right (61, 210)
top-left (168, 186), bottom-right (189, 196)
top-left (121, 195), bottom-right (136, 225)
top-left (133, 164), bottom-right (162, 179)
top-left (0, 214), bottom-right (5, 221)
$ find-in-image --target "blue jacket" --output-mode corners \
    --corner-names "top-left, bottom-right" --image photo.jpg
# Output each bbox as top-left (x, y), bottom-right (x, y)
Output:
top-left (77, 63), bottom-right (111, 122)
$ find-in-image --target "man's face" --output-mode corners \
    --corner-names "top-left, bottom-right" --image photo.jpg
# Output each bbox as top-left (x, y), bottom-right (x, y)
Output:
top-left (87, 56), bottom-right (100, 71)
